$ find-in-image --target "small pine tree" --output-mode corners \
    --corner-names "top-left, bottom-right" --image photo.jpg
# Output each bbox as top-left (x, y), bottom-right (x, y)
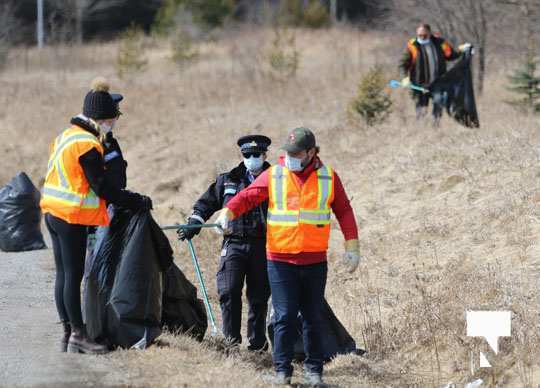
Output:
top-left (266, 26), bottom-right (300, 80)
top-left (171, 28), bottom-right (198, 67)
top-left (116, 24), bottom-right (148, 80)
top-left (279, 0), bottom-right (330, 28)
top-left (349, 66), bottom-right (393, 126)
top-left (303, 0), bottom-right (330, 28)
top-left (152, 0), bottom-right (181, 37)
top-left (506, 55), bottom-right (540, 113)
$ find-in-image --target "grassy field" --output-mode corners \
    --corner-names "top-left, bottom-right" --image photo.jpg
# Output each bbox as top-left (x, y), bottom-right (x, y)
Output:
top-left (1, 27), bottom-right (539, 387)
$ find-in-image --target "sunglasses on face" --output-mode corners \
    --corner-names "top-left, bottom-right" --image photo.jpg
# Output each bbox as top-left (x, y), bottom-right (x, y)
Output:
top-left (242, 152), bottom-right (262, 158)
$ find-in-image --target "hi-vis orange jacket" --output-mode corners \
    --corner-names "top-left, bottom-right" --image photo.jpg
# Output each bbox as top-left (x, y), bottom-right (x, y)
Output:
top-left (40, 126), bottom-right (109, 226)
top-left (266, 164), bottom-right (335, 254)
top-left (399, 35), bottom-right (460, 86)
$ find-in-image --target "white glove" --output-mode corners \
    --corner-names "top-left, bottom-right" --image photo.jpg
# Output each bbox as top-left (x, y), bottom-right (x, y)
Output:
top-left (342, 239), bottom-right (361, 273)
top-left (459, 43), bottom-right (472, 52)
top-left (214, 208), bottom-right (234, 235)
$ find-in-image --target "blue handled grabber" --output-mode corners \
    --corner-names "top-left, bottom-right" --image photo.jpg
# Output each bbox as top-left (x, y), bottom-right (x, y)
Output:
top-left (389, 79), bottom-right (429, 93)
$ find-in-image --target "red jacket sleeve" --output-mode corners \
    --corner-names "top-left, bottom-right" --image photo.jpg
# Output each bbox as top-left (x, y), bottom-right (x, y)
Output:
top-left (226, 169), bottom-right (270, 218)
top-left (331, 172), bottom-right (359, 241)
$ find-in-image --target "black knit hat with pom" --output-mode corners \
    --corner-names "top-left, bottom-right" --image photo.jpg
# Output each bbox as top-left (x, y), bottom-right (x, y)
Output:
top-left (83, 77), bottom-right (118, 120)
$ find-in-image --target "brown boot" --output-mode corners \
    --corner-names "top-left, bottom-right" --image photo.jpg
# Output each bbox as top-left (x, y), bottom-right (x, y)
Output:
top-left (60, 321), bottom-right (71, 352)
top-left (67, 327), bottom-right (108, 355)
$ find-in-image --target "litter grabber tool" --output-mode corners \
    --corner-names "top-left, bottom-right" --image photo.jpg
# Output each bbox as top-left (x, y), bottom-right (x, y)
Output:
top-left (389, 79), bottom-right (429, 94)
top-left (162, 223), bottom-right (221, 335)
top-left (161, 223), bottom-right (221, 231)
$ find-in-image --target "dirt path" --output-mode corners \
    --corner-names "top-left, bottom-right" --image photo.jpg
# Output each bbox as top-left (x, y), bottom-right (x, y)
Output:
top-left (0, 246), bottom-right (129, 388)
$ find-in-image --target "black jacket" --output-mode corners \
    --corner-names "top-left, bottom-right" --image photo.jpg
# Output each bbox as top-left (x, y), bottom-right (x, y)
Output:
top-left (71, 116), bottom-right (143, 210)
top-left (192, 162), bottom-right (270, 240)
top-left (102, 131), bottom-right (128, 190)
top-left (399, 36), bottom-right (461, 86)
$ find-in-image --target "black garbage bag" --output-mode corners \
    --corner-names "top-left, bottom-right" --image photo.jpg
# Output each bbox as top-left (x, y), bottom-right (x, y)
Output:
top-left (267, 298), bottom-right (358, 362)
top-left (85, 208), bottom-right (173, 349)
top-left (0, 172), bottom-right (46, 252)
top-left (162, 263), bottom-right (208, 341)
top-left (430, 48), bottom-right (480, 128)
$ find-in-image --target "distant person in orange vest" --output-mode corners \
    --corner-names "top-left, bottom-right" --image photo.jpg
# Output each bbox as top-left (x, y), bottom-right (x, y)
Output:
top-left (400, 23), bottom-right (471, 123)
top-left (213, 127), bottom-right (361, 386)
top-left (40, 78), bottom-right (152, 354)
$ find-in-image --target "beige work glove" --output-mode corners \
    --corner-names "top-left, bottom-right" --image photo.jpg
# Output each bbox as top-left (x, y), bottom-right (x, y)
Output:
top-left (401, 76), bottom-right (411, 87)
top-left (342, 239), bottom-right (361, 273)
top-left (214, 208), bottom-right (234, 235)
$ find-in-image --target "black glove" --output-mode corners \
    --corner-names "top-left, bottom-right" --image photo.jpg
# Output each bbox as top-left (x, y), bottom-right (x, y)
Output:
top-left (177, 217), bottom-right (203, 241)
top-left (140, 195), bottom-right (153, 210)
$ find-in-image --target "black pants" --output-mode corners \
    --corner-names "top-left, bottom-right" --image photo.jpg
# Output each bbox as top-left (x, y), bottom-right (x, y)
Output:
top-left (216, 238), bottom-right (270, 349)
top-left (414, 91), bottom-right (443, 121)
top-left (45, 213), bottom-right (88, 329)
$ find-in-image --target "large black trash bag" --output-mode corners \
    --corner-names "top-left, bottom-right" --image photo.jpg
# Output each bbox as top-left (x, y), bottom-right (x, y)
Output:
top-left (85, 208), bottom-right (173, 349)
top-left (267, 298), bottom-right (358, 362)
top-left (162, 263), bottom-right (208, 341)
top-left (0, 172), bottom-right (46, 252)
top-left (430, 48), bottom-right (480, 128)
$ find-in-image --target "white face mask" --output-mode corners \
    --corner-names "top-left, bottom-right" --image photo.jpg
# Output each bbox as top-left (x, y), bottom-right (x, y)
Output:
top-left (417, 37), bottom-right (431, 45)
top-left (285, 154), bottom-right (305, 172)
top-left (100, 120), bottom-right (115, 134)
top-left (244, 155), bottom-right (264, 173)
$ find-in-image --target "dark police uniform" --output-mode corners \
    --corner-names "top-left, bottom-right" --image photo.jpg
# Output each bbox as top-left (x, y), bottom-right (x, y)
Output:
top-left (182, 135), bottom-right (271, 350)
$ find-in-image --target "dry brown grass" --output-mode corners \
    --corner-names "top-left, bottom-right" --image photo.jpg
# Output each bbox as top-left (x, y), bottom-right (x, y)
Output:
top-left (1, 26), bottom-right (540, 387)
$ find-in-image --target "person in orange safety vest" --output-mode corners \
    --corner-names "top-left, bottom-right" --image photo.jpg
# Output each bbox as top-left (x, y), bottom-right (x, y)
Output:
top-left (399, 23), bottom-right (471, 123)
top-left (214, 127), bottom-right (362, 386)
top-left (41, 77), bottom-right (152, 355)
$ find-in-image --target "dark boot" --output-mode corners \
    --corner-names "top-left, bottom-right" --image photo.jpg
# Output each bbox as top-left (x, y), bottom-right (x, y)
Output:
top-left (247, 341), bottom-right (269, 352)
top-left (60, 321), bottom-right (71, 352)
top-left (67, 327), bottom-right (108, 355)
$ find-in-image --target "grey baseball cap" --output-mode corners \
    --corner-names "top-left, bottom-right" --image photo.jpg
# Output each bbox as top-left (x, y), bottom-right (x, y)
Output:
top-left (281, 127), bottom-right (316, 153)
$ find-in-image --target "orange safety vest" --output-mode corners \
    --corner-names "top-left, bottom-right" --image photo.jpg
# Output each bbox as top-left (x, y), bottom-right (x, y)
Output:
top-left (407, 37), bottom-right (454, 65)
top-left (267, 164), bottom-right (335, 254)
top-left (40, 126), bottom-right (109, 226)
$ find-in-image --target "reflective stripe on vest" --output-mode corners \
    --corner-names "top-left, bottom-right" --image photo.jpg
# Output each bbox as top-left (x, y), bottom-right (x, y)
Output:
top-left (43, 131), bottom-right (102, 208)
top-left (267, 165), bottom-right (333, 226)
top-left (408, 39), bottom-right (418, 64)
top-left (41, 126), bottom-right (108, 226)
top-left (42, 185), bottom-right (101, 209)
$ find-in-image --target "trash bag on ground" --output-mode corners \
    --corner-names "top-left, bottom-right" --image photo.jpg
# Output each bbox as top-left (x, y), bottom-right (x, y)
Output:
top-left (0, 172), bottom-right (46, 252)
top-left (267, 298), bottom-right (358, 362)
top-left (162, 263), bottom-right (208, 341)
top-left (85, 207), bottom-right (173, 348)
top-left (430, 48), bottom-right (480, 128)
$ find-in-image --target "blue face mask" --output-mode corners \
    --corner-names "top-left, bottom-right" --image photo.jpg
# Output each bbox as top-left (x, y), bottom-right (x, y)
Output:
top-left (417, 37), bottom-right (431, 45)
top-left (244, 155), bottom-right (264, 173)
top-left (285, 154), bottom-right (305, 172)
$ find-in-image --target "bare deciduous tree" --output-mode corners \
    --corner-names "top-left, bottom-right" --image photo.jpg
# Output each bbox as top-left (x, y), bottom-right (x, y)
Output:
top-left (0, 1), bottom-right (18, 70)
top-left (496, 0), bottom-right (539, 59)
